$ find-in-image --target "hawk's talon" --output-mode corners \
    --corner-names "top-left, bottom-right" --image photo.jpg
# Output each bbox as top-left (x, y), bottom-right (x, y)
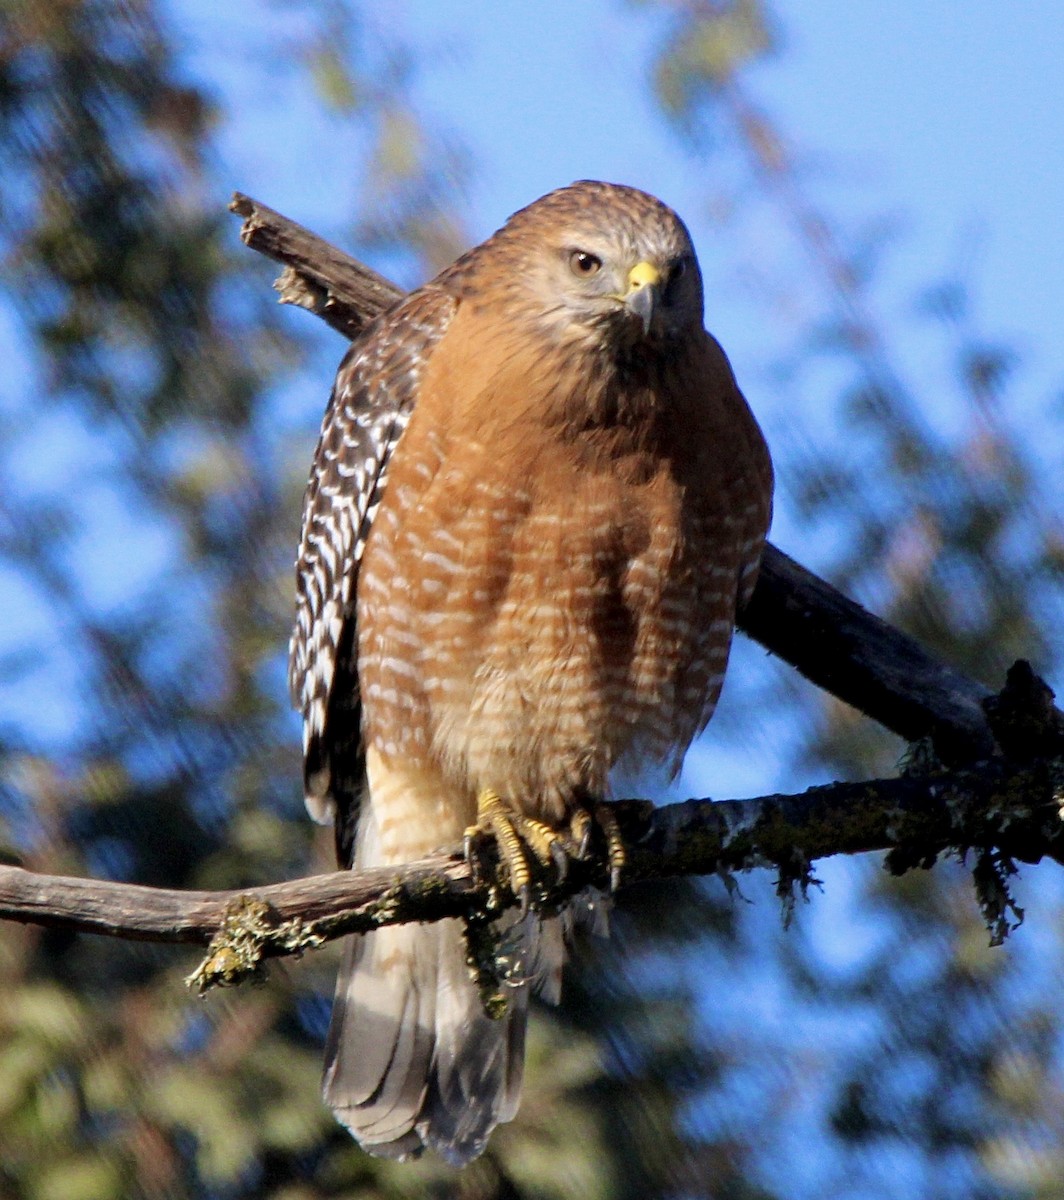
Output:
top-left (466, 789), bottom-right (573, 911)
top-left (466, 790), bottom-right (625, 905)
top-left (513, 814), bottom-right (567, 871)
top-left (569, 809), bottom-right (593, 859)
top-left (568, 802), bottom-right (625, 891)
top-left (595, 803), bottom-right (625, 892)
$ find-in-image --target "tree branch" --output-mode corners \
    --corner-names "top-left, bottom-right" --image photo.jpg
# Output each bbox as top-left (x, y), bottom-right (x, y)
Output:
top-left (745, 545), bottom-right (997, 762)
top-left (231, 192), bottom-right (398, 340)
top-left (2, 755), bottom-right (1061, 985)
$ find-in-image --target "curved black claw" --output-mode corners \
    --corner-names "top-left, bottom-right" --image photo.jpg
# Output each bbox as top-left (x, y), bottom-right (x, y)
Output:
top-left (549, 838), bottom-right (570, 883)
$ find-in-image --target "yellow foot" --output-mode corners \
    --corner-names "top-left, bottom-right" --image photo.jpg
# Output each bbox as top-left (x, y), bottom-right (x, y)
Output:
top-left (465, 789), bottom-right (569, 913)
top-left (569, 802), bottom-right (626, 892)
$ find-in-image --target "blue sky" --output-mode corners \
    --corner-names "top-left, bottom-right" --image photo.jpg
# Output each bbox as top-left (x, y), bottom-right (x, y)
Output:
top-left (202, 1), bottom-right (1064, 383)
top-left (376, 1), bottom-right (1064, 404)
top-left (763, 4), bottom-right (1064, 396)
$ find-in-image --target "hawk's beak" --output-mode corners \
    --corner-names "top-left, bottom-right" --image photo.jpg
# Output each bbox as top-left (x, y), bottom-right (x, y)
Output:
top-left (624, 261), bottom-right (663, 336)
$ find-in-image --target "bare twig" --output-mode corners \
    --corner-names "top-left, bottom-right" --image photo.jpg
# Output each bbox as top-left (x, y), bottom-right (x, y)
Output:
top-left (231, 192), bottom-right (400, 340)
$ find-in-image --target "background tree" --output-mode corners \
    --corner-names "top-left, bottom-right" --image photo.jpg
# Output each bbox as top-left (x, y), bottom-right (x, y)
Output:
top-left (646, 3), bottom-right (1064, 1196)
top-left (1, 2), bottom-right (1062, 1198)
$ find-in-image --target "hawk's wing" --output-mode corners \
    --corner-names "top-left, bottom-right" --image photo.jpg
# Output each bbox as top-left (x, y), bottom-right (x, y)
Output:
top-left (289, 286), bottom-right (457, 865)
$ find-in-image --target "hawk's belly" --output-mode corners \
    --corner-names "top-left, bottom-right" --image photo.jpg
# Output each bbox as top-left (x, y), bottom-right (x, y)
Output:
top-left (358, 451), bottom-right (748, 824)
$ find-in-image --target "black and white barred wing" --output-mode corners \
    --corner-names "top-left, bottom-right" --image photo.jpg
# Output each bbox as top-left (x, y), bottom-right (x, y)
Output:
top-left (289, 286), bottom-right (457, 831)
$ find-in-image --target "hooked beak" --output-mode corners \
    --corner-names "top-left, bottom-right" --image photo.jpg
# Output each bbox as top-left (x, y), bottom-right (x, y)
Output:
top-left (623, 260), bottom-right (663, 336)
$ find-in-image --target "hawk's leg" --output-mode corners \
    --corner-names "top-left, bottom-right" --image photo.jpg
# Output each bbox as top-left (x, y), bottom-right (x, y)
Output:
top-left (569, 802), bottom-right (626, 892)
top-left (465, 789), bottom-right (569, 914)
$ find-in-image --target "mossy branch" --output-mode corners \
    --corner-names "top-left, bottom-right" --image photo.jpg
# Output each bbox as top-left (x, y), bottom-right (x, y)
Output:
top-left (3, 747), bottom-right (1062, 989)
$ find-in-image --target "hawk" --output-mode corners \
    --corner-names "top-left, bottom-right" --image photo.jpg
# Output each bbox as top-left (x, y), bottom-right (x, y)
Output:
top-left (290, 181), bottom-right (773, 1164)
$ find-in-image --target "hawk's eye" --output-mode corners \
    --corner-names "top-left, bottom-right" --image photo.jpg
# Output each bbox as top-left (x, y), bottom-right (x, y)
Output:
top-left (569, 250), bottom-right (602, 277)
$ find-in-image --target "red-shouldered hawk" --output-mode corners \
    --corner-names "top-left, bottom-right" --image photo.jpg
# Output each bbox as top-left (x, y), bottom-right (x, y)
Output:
top-left (290, 181), bottom-right (773, 1165)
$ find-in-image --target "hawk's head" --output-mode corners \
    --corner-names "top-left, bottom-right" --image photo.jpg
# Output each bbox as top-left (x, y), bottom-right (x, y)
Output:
top-left (475, 180), bottom-right (705, 351)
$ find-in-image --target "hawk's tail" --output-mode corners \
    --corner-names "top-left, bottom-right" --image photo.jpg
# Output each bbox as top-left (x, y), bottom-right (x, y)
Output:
top-left (323, 919), bottom-right (530, 1165)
